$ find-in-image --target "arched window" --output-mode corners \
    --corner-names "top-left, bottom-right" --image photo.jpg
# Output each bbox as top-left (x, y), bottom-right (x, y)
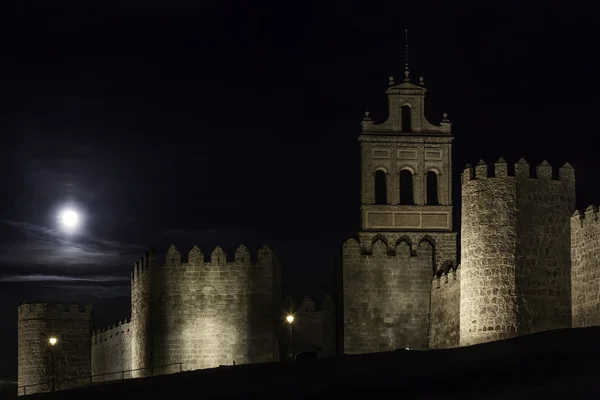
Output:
top-left (401, 105), bottom-right (412, 133)
top-left (426, 171), bottom-right (439, 205)
top-left (399, 170), bottom-right (414, 205)
top-left (374, 170), bottom-right (387, 205)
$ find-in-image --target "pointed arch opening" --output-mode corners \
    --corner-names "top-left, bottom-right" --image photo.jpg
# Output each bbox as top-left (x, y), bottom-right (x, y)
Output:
top-left (399, 169), bottom-right (414, 205)
top-left (374, 170), bottom-right (387, 205)
top-left (426, 170), bottom-right (440, 205)
top-left (401, 105), bottom-right (412, 133)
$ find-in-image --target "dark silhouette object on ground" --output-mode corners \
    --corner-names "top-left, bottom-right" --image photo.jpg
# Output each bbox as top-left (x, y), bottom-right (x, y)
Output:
top-left (295, 347), bottom-right (322, 361)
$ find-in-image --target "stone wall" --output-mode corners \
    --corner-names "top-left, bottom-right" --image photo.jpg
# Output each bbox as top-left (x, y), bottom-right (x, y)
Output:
top-left (148, 244), bottom-right (280, 373)
top-left (429, 267), bottom-right (460, 349)
top-left (460, 159), bottom-right (575, 346)
top-left (91, 321), bottom-right (132, 383)
top-left (515, 161), bottom-right (575, 334)
top-left (357, 231), bottom-right (456, 274)
top-left (281, 295), bottom-right (335, 358)
top-left (343, 236), bottom-right (435, 353)
top-left (131, 250), bottom-right (153, 378)
top-left (571, 206), bottom-right (600, 327)
top-left (17, 303), bottom-right (93, 396)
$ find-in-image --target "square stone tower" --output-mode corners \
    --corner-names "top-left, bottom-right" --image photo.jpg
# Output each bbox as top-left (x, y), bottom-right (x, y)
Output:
top-left (343, 66), bottom-right (458, 353)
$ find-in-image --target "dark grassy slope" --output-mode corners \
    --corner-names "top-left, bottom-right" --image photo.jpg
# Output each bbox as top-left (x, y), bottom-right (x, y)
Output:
top-left (25, 327), bottom-right (600, 399)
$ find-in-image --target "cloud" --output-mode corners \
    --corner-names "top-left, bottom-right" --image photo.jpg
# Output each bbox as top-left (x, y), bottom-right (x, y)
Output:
top-left (0, 220), bottom-right (144, 270)
top-left (0, 274), bottom-right (130, 283)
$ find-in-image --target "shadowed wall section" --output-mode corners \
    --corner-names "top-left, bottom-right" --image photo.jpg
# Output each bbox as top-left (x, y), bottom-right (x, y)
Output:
top-left (571, 206), bottom-right (600, 327)
top-left (343, 237), bottom-right (434, 353)
top-left (91, 321), bottom-right (132, 382)
top-left (430, 265), bottom-right (460, 349)
top-left (149, 244), bottom-right (280, 372)
top-left (17, 304), bottom-right (93, 395)
top-left (281, 296), bottom-right (336, 358)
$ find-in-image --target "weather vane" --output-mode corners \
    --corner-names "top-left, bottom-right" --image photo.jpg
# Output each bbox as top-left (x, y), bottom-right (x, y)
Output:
top-left (403, 29), bottom-right (411, 81)
top-left (405, 29), bottom-right (409, 66)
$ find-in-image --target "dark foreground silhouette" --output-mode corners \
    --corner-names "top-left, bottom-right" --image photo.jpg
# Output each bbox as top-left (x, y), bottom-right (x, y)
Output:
top-left (13, 327), bottom-right (600, 399)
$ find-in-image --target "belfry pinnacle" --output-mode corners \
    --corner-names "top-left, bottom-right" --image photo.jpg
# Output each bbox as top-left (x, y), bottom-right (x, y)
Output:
top-left (404, 29), bottom-right (410, 81)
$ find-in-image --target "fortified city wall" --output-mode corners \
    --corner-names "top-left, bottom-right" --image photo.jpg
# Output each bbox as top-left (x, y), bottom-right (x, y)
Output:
top-left (17, 303), bottom-right (93, 395)
top-left (460, 159), bottom-right (575, 346)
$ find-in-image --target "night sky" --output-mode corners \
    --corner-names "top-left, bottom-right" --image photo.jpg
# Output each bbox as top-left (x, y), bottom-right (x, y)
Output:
top-left (1, 0), bottom-right (599, 383)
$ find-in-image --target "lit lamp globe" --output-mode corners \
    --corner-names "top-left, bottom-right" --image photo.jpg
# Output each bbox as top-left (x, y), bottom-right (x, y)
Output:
top-left (49, 337), bottom-right (57, 346)
top-left (286, 315), bottom-right (294, 324)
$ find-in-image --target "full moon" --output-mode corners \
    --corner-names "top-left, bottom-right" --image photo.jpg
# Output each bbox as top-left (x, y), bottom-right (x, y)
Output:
top-left (60, 209), bottom-right (79, 228)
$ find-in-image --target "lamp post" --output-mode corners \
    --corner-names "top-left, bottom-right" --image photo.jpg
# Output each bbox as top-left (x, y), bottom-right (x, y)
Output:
top-left (48, 337), bottom-right (57, 391)
top-left (286, 315), bottom-right (294, 360)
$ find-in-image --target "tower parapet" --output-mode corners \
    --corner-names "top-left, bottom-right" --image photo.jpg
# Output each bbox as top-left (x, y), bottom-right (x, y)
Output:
top-left (281, 295), bottom-right (336, 357)
top-left (130, 244), bottom-right (280, 375)
top-left (430, 264), bottom-right (461, 349)
top-left (17, 303), bottom-right (93, 396)
top-left (571, 205), bottom-right (600, 327)
top-left (91, 320), bottom-right (132, 383)
top-left (460, 158), bottom-right (575, 346)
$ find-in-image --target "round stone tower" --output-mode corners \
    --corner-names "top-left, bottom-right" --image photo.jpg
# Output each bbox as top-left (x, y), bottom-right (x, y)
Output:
top-left (460, 158), bottom-right (575, 346)
top-left (17, 303), bottom-right (93, 395)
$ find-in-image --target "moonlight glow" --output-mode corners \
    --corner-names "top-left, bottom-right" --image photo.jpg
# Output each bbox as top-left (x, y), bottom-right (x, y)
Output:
top-left (59, 209), bottom-right (80, 230)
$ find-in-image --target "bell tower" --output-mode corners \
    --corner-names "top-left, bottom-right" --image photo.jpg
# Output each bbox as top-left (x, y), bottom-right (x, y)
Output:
top-left (343, 57), bottom-right (458, 354)
top-left (359, 66), bottom-right (454, 237)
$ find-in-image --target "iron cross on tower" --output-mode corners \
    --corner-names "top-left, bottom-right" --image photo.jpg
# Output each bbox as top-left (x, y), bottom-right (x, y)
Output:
top-left (401, 29), bottom-right (411, 81)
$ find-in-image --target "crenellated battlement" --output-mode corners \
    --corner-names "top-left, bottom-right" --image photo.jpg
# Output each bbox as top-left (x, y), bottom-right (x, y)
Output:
top-left (18, 302), bottom-right (93, 321)
top-left (131, 244), bottom-right (274, 281)
top-left (572, 205), bottom-right (599, 227)
top-left (432, 264), bottom-right (461, 289)
top-left (131, 247), bottom-right (156, 281)
top-left (461, 158), bottom-right (575, 183)
top-left (283, 294), bottom-right (335, 314)
top-left (343, 237), bottom-right (433, 258)
top-left (159, 243), bottom-right (274, 267)
top-left (92, 320), bottom-right (131, 344)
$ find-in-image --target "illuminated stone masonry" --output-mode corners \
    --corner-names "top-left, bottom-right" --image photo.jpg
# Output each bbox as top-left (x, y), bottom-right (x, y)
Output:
top-left (17, 63), bottom-right (600, 397)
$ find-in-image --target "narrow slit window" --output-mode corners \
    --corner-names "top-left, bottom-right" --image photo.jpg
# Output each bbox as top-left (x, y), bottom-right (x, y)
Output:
top-left (399, 170), bottom-right (414, 205)
top-left (426, 171), bottom-right (439, 205)
top-left (374, 170), bottom-right (387, 205)
top-left (402, 105), bottom-right (412, 133)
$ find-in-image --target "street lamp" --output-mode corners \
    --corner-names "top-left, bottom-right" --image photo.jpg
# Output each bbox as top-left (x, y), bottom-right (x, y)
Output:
top-left (48, 337), bottom-right (58, 391)
top-left (286, 315), bottom-right (294, 360)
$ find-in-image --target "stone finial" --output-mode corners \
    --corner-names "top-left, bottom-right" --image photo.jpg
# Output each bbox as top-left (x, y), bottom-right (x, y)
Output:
top-left (165, 244), bottom-right (181, 266)
top-left (257, 244), bottom-right (273, 265)
top-left (515, 158), bottom-right (529, 177)
top-left (495, 157), bottom-right (508, 177)
top-left (585, 205), bottom-right (598, 219)
top-left (536, 160), bottom-right (552, 179)
top-left (364, 111), bottom-right (371, 120)
top-left (441, 112), bottom-right (449, 122)
top-left (475, 159), bottom-right (487, 178)
top-left (419, 76), bottom-right (424, 86)
top-left (299, 296), bottom-right (316, 313)
top-left (559, 162), bottom-right (575, 181)
top-left (404, 63), bottom-right (410, 81)
top-left (210, 246), bottom-right (226, 264)
top-left (188, 245), bottom-right (204, 264)
top-left (235, 244), bottom-right (251, 264)
top-left (560, 162), bottom-right (574, 170)
top-left (462, 163), bottom-right (474, 183)
top-left (388, 76), bottom-right (395, 86)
